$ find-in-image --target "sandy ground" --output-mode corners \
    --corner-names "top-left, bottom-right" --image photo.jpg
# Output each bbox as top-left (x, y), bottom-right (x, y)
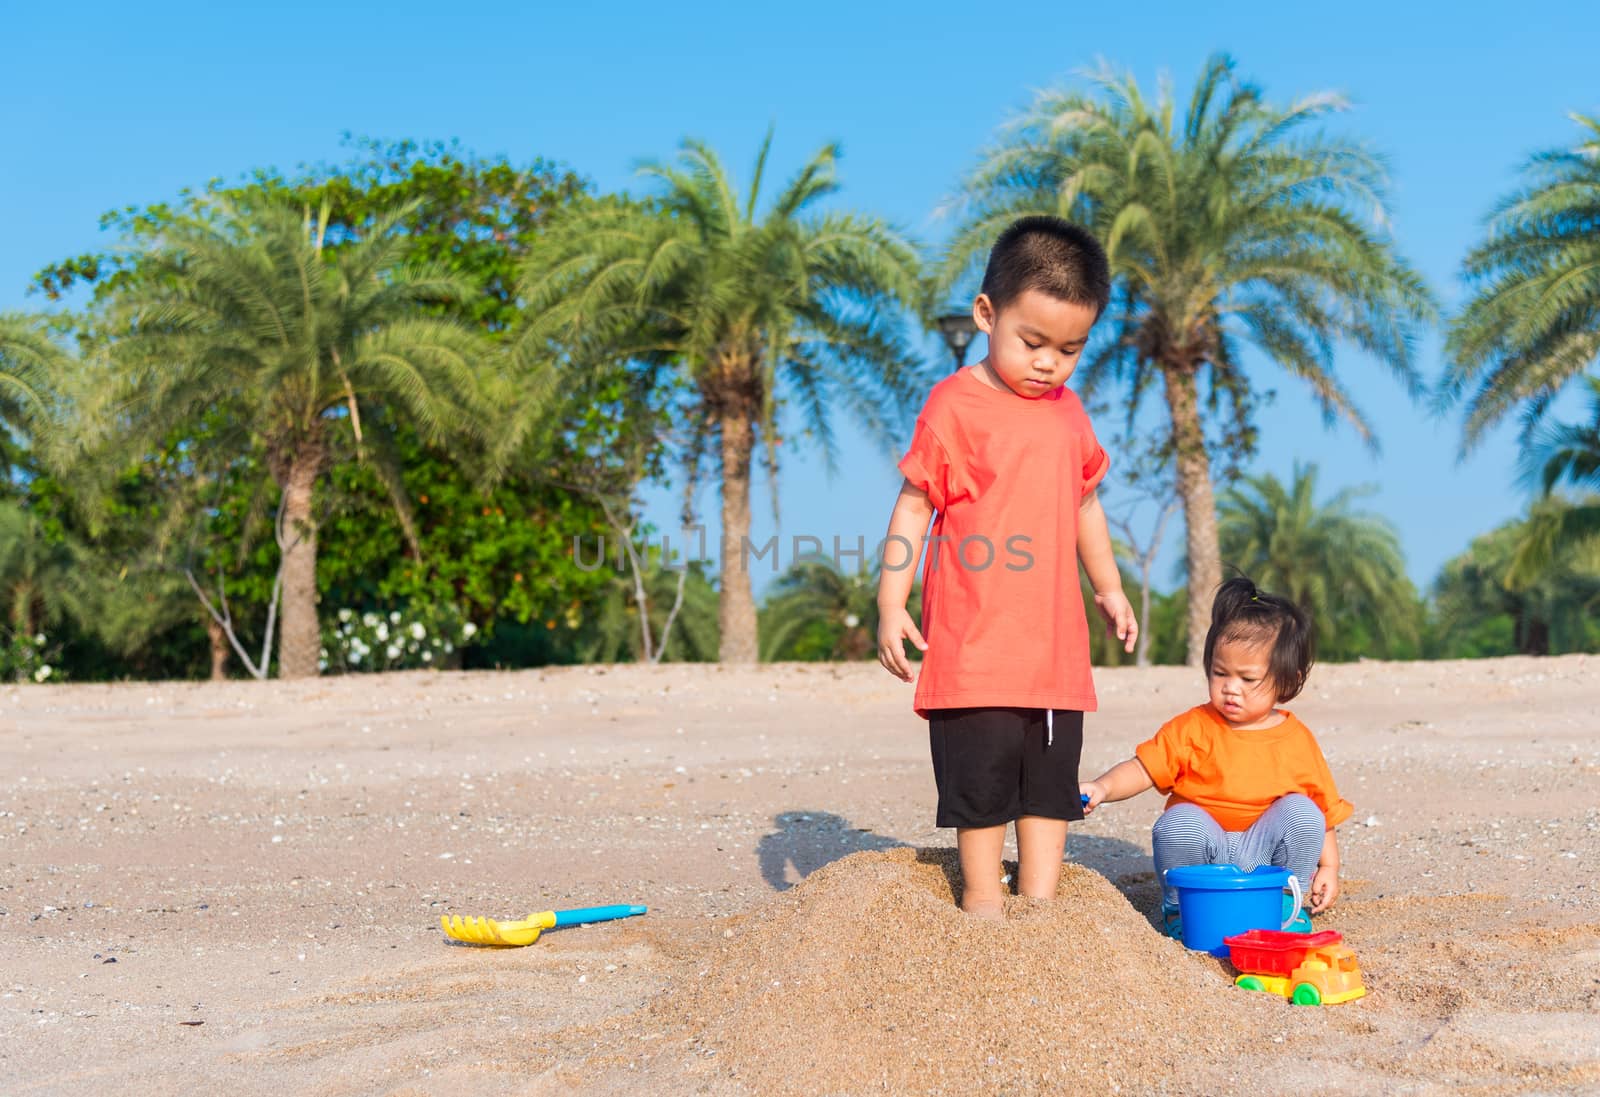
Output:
top-left (1, 655), bottom-right (1597, 1095)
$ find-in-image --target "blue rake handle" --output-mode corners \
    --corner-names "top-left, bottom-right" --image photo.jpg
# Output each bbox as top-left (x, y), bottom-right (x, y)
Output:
top-left (550, 904), bottom-right (648, 928)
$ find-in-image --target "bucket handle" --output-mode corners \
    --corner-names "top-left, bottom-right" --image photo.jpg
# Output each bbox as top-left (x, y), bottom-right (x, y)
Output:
top-left (1281, 874), bottom-right (1303, 931)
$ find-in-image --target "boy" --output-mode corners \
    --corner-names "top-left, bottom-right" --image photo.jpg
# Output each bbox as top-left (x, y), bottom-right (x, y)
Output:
top-left (877, 215), bottom-right (1136, 919)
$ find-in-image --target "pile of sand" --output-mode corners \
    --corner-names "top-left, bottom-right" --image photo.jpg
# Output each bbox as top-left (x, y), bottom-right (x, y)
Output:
top-left (645, 848), bottom-right (1264, 1095)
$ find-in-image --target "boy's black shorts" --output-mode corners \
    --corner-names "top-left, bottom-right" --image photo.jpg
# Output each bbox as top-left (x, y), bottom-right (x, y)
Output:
top-left (928, 707), bottom-right (1085, 828)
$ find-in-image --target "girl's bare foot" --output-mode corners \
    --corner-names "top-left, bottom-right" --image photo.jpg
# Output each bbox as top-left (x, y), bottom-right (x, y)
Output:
top-left (960, 895), bottom-right (1004, 920)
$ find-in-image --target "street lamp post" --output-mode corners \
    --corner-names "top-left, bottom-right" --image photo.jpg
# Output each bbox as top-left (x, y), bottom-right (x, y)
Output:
top-left (935, 313), bottom-right (979, 373)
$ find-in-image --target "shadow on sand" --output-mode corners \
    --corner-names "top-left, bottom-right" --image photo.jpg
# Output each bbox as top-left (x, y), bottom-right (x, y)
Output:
top-left (755, 811), bottom-right (908, 890)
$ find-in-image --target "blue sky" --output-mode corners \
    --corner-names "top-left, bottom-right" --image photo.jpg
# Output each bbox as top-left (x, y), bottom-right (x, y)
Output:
top-left (4, 1), bottom-right (1598, 597)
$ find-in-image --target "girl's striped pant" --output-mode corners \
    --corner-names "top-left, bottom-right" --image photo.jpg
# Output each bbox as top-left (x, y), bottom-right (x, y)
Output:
top-left (1151, 793), bottom-right (1325, 907)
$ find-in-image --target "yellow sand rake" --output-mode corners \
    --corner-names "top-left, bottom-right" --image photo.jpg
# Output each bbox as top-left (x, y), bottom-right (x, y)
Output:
top-left (440, 903), bottom-right (647, 947)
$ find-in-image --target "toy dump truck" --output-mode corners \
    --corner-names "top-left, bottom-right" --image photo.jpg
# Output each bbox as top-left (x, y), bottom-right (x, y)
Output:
top-left (1223, 929), bottom-right (1366, 1006)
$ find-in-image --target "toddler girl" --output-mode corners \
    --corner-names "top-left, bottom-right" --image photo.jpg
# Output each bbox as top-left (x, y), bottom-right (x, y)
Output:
top-left (1080, 576), bottom-right (1351, 934)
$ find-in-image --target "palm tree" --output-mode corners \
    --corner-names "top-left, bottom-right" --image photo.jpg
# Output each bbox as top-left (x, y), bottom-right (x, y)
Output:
top-left (759, 559), bottom-right (913, 662)
top-left (0, 501), bottom-right (92, 643)
top-left (0, 313), bottom-right (67, 478)
top-left (576, 556), bottom-right (720, 663)
top-left (1505, 376), bottom-right (1600, 585)
top-left (89, 198), bottom-right (485, 677)
top-left (1444, 114), bottom-right (1600, 449)
top-left (1216, 464), bottom-right (1416, 659)
top-left (945, 54), bottom-right (1433, 663)
top-left (516, 133), bottom-right (926, 663)
top-left (1431, 504), bottom-right (1600, 656)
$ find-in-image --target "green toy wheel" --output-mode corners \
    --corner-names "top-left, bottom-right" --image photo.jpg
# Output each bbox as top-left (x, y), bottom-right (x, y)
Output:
top-left (1235, 976), bottom-right (1266, 992)
top-left (1291, 982), bottom-right (1322, 1006)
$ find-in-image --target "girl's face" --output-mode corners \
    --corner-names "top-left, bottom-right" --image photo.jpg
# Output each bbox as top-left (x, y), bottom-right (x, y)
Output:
top-left (1208, 635), bottom-right (1282, 729)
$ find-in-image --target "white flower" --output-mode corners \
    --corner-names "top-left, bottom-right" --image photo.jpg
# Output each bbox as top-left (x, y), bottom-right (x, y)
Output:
top-left (376, 624), bottom-right (389, 642)
top-left (421, 651), bottom-right (432, 663)
top-left (33, 633), bottom-right (46, 646)
top-left (443, 641), bottom-right (453, 653)
top-left (386, 645), bottom-right (401, 660)
top-left (350, 650), bottom-right (363, 665)
top-left (338, 609), bottom-right (353, 623)
top-left (844, 614), bottom-right (860, 629)
top-left (351, 639), bottom-right (369, 655)
top-left (362, 612), bottom-right (380, 628)
top-left (389, 611), bottom-right (401, 624)
top-left (410, 622), bottom-right (426, 640)
top-left (461, 622), bottom-right (478, 639)
top-left (34, 664), bottom-right (52, 682)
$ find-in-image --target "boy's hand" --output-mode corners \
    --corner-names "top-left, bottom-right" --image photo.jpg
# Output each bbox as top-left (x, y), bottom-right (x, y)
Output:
top-left (1093, 589), bottom-right (1138, 654)
top-left (1079, 780), bottom-right (1107, 814)
top-left (877, 606), bottom-right (928, 682)
top-left (1310, 864), bottom-right (1340, 914)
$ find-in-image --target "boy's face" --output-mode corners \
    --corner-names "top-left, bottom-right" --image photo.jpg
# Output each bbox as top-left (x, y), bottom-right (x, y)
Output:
top-left (972, 288), bottom-right (1098, 398)
top-left (1207, 635), bottom-right (1282, 729)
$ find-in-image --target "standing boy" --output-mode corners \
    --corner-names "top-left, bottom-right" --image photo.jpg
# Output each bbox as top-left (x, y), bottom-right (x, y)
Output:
top-left (877, 216), bottom-right (1136, 919)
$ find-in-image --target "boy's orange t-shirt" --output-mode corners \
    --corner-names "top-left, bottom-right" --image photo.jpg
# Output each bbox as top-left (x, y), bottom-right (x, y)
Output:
top-left (896, 366), bottom-right (1109, 719)
top-left (1134, 703), bottom-right (1354, 831)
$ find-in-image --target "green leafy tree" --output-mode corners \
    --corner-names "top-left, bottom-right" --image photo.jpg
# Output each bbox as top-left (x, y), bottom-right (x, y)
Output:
top-left (758, 559), bottom-right (919, 662)
top-left (945, 54), bottom-right (1433, 664)
top-left (1429, 504), bottom-right (1600, 657)
top-left (104, 416), bottom-right (284, 679)
top-left (35, 141), bottom-right (608, 680)
top-left (0, 314), bottom-right (69, 482)
top-left (1144, 585), bottom-right (1192, 666)
top-left (315, 409), bottom-right (619, 648)
top-left (1504, 376), bottom-right (1600, 585)
top-left (1444, 114), bottom-right (1600, 448)
top-left (0, 501), bottom-right (92, 650)
top-left (516, 133), bottom-right (928, 664)
top-left (571, 553), bottom-right (720, 664)
top-left (85, 198), bottom-right (486, 677)
top-left (34, 136), bottom-right (587, 328)
top-left (1215, 464), bottom-right (1417, 660)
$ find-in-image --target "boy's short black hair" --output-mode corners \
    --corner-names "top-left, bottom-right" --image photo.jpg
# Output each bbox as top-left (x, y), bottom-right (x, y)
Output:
top-left (979, 215), bottom-right (1112, 317)
top-left (1204, 575), bottom-right (1316, 702)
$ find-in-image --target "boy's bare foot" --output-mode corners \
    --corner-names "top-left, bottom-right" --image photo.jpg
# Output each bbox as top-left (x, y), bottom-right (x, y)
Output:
top-left (960, 896), bottom-right (1005, 920)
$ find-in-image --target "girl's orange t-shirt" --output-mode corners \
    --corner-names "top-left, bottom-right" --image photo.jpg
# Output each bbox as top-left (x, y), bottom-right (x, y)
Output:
top-left (1134, 703), bottom-right (1355, 831)
top-left (896, 366), bottom-right (1109, 719)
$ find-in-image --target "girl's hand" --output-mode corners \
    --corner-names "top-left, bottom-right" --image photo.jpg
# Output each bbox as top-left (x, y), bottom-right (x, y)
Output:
top-left (876, 606), bottom-right (928, 682)
top-left (1093, 589), bottom-right (1139, 654)
top-left (1079, 780), bottom-right (1107, 814)
top-left (1310, 864), bottom-right (1340, 914)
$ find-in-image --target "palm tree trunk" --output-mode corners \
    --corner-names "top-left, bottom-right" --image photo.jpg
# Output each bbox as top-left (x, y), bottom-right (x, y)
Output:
top-left (276, 442), bottom-right (324, 678)
top-left (717, 410), bottom-right (759, 663)
top-left (205, 614), bottom-right (230, 681)
top-left (1162, 365), bottom-right (1222, 666)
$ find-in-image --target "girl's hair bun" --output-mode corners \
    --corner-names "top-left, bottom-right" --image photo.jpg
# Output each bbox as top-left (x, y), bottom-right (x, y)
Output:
top-left (1204, 575), bottom-right (1315, 701)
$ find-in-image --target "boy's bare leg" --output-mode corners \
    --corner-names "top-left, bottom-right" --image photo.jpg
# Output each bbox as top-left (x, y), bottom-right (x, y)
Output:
top-left (955, 824), bottom-right (1006, 919)
top-left (1015, 815), bottom-right (1069, 899)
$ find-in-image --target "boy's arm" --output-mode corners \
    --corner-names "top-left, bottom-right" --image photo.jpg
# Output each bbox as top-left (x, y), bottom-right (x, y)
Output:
top-left (1080, 756), bottom-right (1155, 813)
top-left (1311, 828), bottom-right (1341, 913)
top-left (875, 479), bottom-right (934, 682)
top-left (1077, 490), bottom-right (1137, 653)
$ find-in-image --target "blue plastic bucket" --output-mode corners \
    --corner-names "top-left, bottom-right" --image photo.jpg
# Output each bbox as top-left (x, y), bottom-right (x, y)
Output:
top-left (1165, 864), bottom-right (1300, 956)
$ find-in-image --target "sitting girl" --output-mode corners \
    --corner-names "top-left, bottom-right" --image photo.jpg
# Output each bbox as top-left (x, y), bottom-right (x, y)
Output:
top-left (1081, 576), bottom-right (1352, 934)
